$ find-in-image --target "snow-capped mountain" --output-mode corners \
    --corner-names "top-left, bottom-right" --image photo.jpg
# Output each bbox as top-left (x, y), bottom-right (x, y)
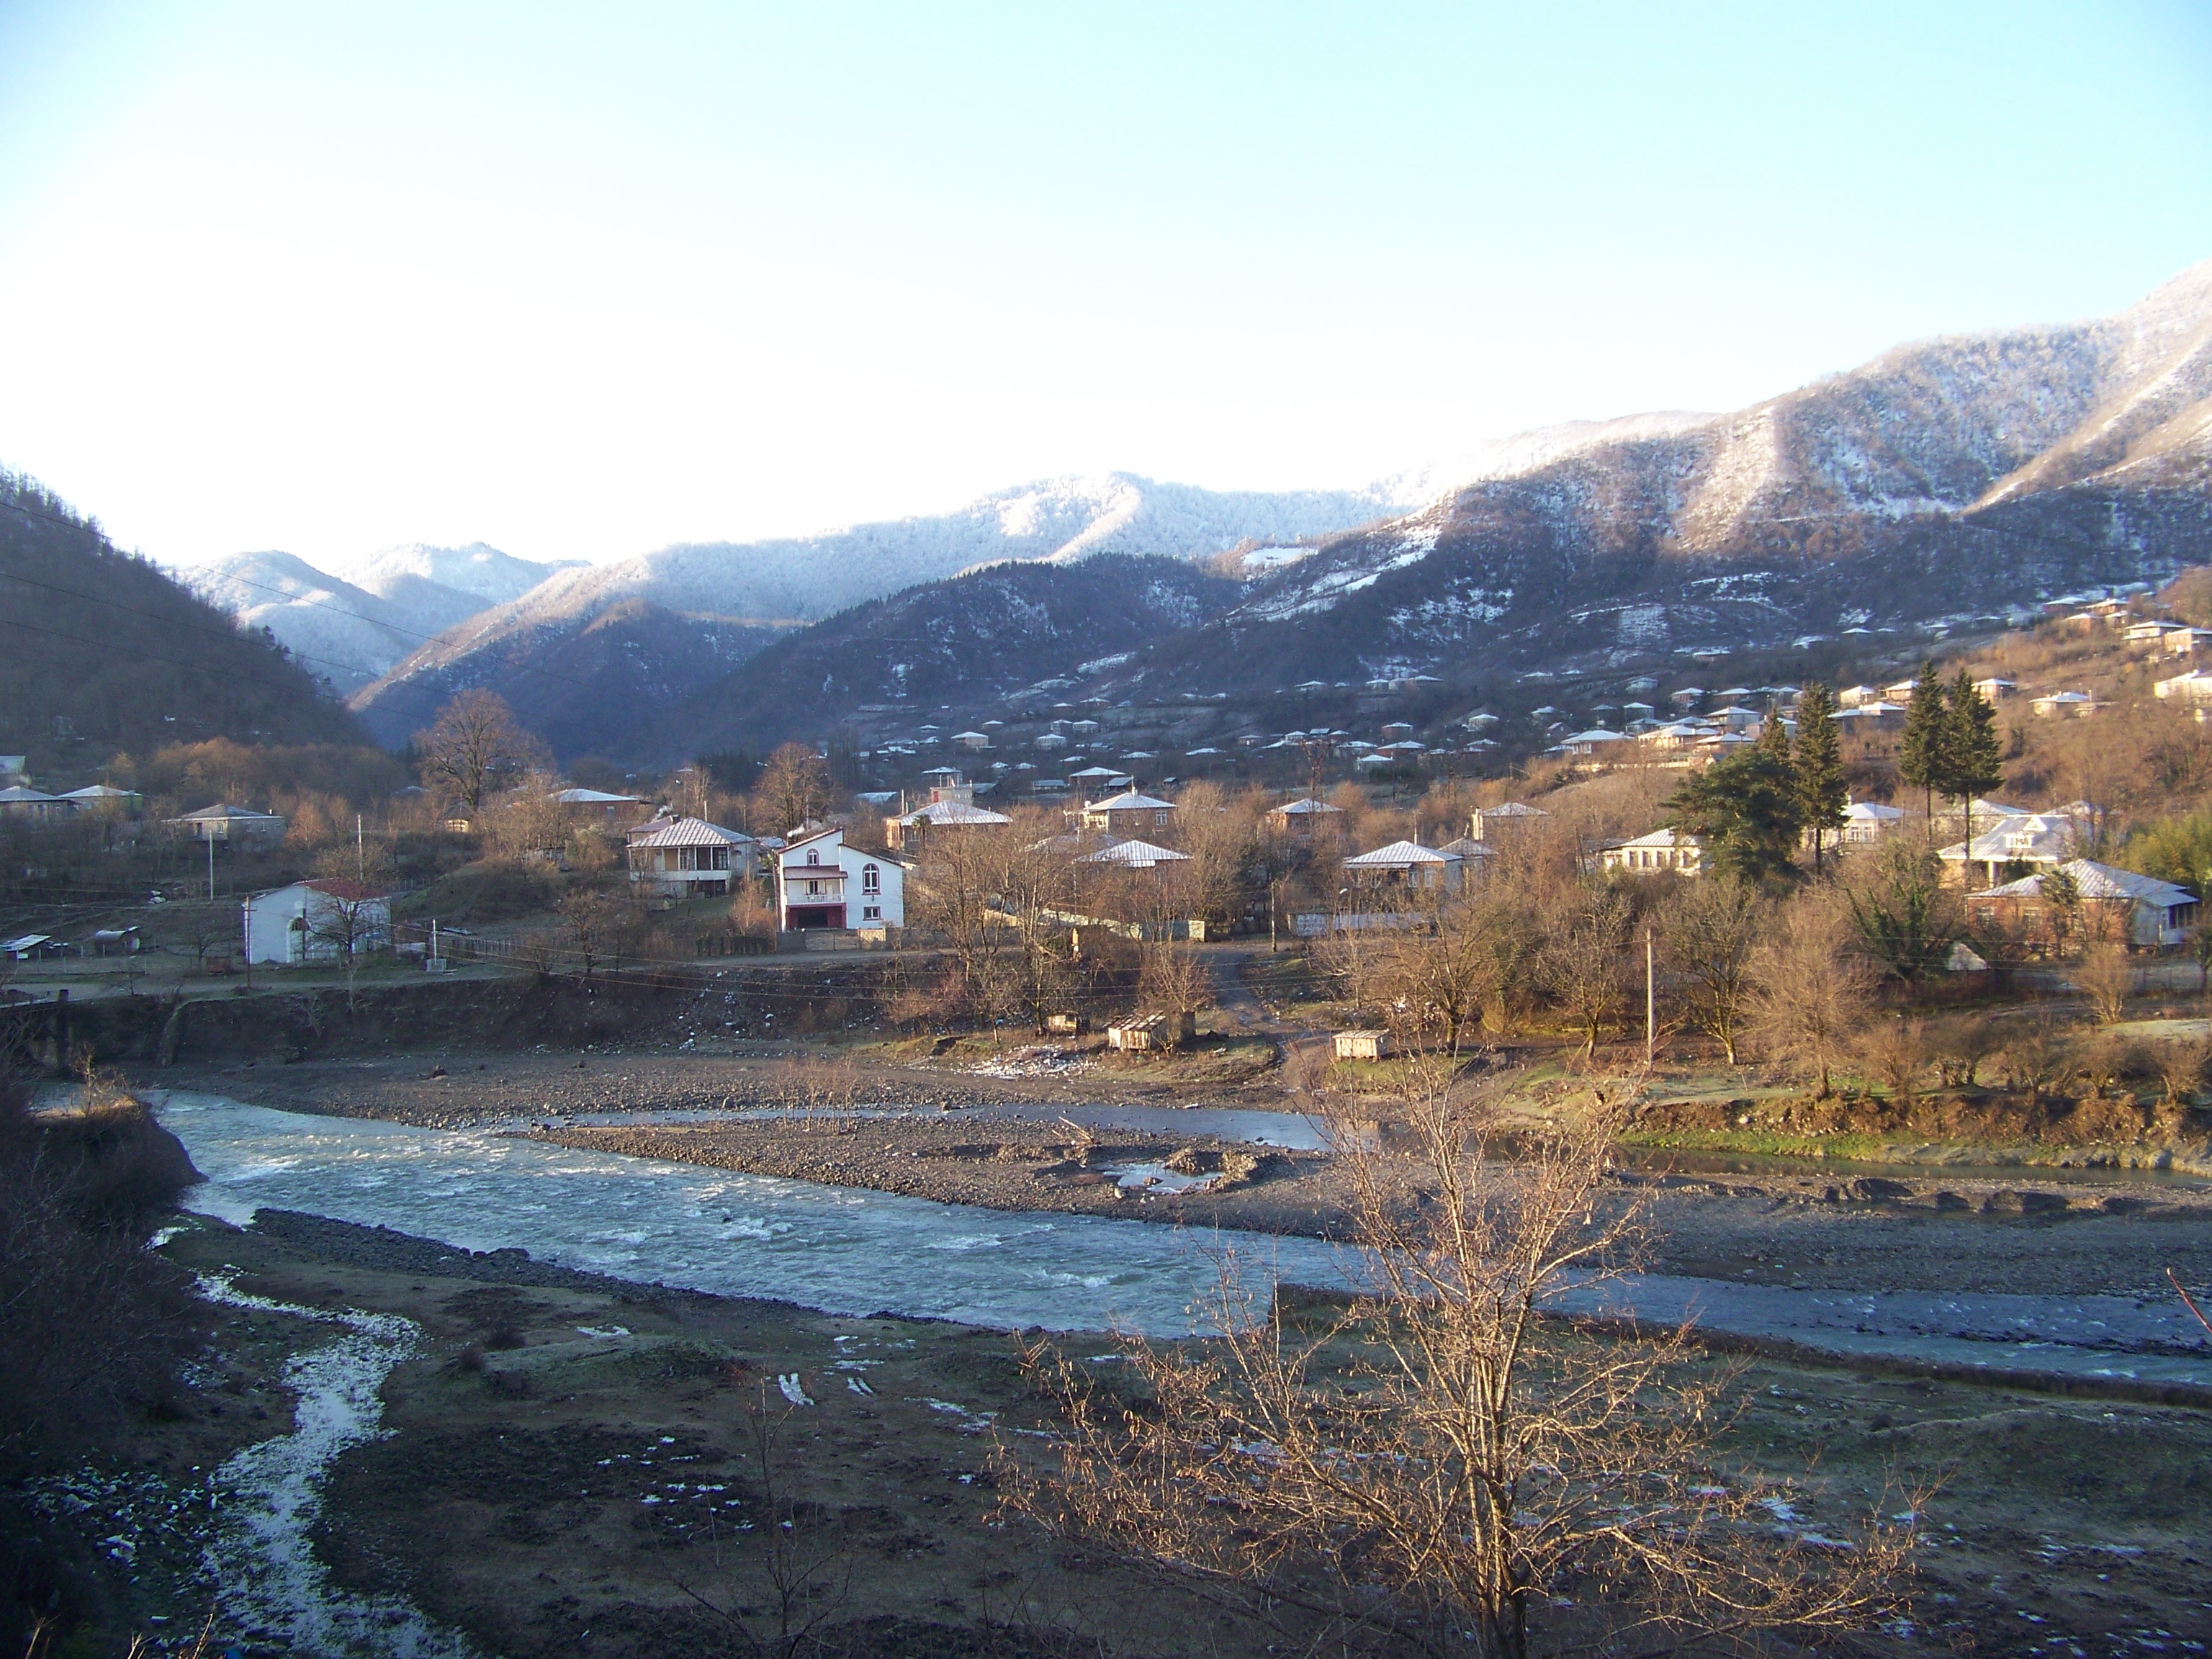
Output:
top-left (343, 475), bottom-right (1411, 750)
top-left (189, 542), bottom-right (580, 691)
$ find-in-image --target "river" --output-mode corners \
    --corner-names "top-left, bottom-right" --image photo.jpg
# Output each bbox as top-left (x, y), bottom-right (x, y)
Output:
top-left (154, 1092), bottom-right (2212, 1388)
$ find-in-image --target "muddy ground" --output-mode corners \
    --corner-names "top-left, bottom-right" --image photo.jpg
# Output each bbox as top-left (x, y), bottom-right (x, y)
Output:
top-left (27, 1212), bottom-right (2212, 1656)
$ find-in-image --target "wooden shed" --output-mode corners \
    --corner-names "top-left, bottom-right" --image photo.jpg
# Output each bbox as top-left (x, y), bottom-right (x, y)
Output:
top-left (1333, 1029), bottom-right (1392, 1061)
top-left (1108, 1010), bottom-right (1195, 1051)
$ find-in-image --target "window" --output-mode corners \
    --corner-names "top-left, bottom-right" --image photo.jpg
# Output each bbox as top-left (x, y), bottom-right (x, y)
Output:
top-left (862, 863), bottom-right (879, 894)
top-left (806, 850), bottom-right (819, 865)
top-left (863, 904), bottom-right (881, 921)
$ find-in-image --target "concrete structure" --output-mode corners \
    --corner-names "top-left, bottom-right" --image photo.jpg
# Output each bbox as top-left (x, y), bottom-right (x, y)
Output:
top-left (775, 824), bottom-right (907, 930)
top-left (886, 797), bottom-right (1012, 849)
top-left (1938, 808), bottom-right (2094, 888)
top-left (625, 815), bottom-right (758, 899)
top-left (0, 786), bottom-right (72, 822)
top-left (2155, 669), bottom-right (2212, 705)
top-left (1079, 790), bottom-right (1176, 838)
top-left (245, 880), bottom-right (392, 966)
top-left (1334, 1029), bottom-right (1391, 1060)
top-left (1838, 801), bottom-right (1912, 845)
top-left (2031, 691), bottom-right (2102, 719)
top-left (1599, 827), bottom-right (1708, 875)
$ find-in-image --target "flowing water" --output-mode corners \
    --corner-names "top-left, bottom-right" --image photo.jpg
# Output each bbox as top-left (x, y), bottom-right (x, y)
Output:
top-left (156, 1092), bottom-right (2212, 1388)
top-left (195, 1274), bottom-right (475, 1658)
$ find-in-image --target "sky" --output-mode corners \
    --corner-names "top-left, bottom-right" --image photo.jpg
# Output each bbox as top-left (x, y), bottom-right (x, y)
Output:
top-left (1, 2), bottom-right (2208, 571)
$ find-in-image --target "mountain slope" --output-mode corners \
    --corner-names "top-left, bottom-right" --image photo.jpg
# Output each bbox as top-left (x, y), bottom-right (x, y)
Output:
top-left (347, 474), bottom-right (1404, 752)
top-left (189, 542), bottom-right (581, 692)
top-left (0, 473), bottom-right (367, 772)
top-left (653, 554), bottom-right (1241, 758)
top-left (1112, 261), bottom-right (2212, 693)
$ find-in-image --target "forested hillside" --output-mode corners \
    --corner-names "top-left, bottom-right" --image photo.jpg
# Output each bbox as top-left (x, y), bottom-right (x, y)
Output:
top-left (0, 472), bottom-right (368, 779)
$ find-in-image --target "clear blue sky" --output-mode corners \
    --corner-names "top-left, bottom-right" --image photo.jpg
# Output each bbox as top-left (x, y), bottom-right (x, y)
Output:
top-left (1, 1), bottom-right (2207, 567)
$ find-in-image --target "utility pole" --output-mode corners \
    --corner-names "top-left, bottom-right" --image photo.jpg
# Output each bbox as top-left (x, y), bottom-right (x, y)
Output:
top-left (207, 833), bottom-right (215, 902)
top-left (356, 814), bottom-right (365, 883)
top-left (242, 897), bottom-right (253, 991)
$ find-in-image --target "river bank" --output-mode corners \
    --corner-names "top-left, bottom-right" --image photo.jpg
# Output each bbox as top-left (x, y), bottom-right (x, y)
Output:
top-left (27, 1205), bottom-right (2211, 1655)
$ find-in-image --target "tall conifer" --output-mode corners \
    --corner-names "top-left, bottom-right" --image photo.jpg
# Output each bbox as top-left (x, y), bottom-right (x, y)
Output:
top-left (1898, 660), bottom-right (1946, 841)
top-left (1945, 667), bottom-right (2005, 881)
top-left (1794, 683), bottom-right (1847, 871)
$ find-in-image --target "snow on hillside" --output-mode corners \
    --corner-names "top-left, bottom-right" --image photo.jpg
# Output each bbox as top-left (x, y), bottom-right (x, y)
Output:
top-left (332, 541), bottom-right (582, 606)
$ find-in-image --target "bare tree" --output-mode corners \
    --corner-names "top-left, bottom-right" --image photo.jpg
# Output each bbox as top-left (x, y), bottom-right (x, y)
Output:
top-left (905, 821), bottom-right (1016, 1020)
top-left (1857, 1016), bottom-right (1929, 1105)
top-left (1746, 893), bottom-right (1874, 1096)
top-left (1137, 942), bottom-right (1213, 1021)
top-left (2075, 940), bottom-right (2138, 1027)
top-left (1541, 884), bottom-right (1632, 1056)
top-left (415, 690), bottom-right (545, 817)
top-left (305, 846), bottom-right (394, 1013)
top-left (999, 1063), bottom-right (1912, 1657)
top-left (755, 743), bottom-right (831, 837)
top-left (1662, 875), bottom-right (1766, 1064)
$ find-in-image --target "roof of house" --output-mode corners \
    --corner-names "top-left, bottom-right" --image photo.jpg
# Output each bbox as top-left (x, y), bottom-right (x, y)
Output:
top-left (1344, 839), bottom-right (1452, 868)
top-left (59, 784), bottom-right (136, 800)
top-left (174, 801), bottom-right (283, 822)
top-left (1436, 837), bottom-right (1497, 859)
top-left (1269, 797), bottom-right (1343, 817)
top-left (1843, 801), bottom-right (1910, 822)
top-left (1084, 790), bottom-right (1174, 813)
top-left (0, 786), bottom-right (63, 804)
top-left (1081, 838), bottom-right (1191, 866)
top-left (1939, 812), bottom-right (2086, 863)
top-left (552, 787), bottom-right (645, 805)
top-left (1610, 827), bottom-right (1703, 851)
top-left (627, 815), bottom-right (755, 849)
top-left (1979, 859), bottom-right (2195, 907)
top-left (1478, 802), bottom-right (1548, 819)
top-left (894, 800), bottom-right (1012, 827)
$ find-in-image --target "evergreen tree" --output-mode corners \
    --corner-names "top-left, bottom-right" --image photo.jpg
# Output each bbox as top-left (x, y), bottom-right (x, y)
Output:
top-left (1757, 701), bottom-right (1794, 764)
top-left (1793, 683), bottom-right (1847, 872)
top-left (1943, 667), bottom-right (2005, 873)
top-left (1897, 660), bottom-right (1947, 840)
top-left (1665, 750), bottom-right (1802, 886)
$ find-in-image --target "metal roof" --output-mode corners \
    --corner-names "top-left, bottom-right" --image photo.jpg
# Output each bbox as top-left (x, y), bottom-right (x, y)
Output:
top-left (1344, 840), bottom-right (1451, 866)
top-left (626, 815), bottom-right (754, 849)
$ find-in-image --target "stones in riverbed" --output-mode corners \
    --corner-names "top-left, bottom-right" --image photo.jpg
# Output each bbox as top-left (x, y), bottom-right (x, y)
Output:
top-left (1846, 1177), bottom-right (1915, 1202)
top-left (1982, 1189), bottom-right (2069, 1216)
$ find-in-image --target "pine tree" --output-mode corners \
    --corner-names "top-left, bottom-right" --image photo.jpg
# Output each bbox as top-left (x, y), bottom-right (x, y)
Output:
top-left (1898, 660), bottom-right (1947, 841)
top-left (1793, 683), bottom-right (1847, 872)
top-left (1944, 667), bottom-right (2005, 885)
top-left (1665, 750), bottom-right (1802, 886)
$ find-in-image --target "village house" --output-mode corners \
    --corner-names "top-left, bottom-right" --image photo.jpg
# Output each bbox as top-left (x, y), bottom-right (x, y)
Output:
top-left (1599, 827), bottom-right (1708, 875)
top-left (625, 815), bottom-right (758, 899)
top-left (775, 824), bottom-right (907, 931)
top-left (1267, 797), bottom-right (1343, 837)
top-left (1838, 800), bottom-right (1912, 845)
top-left (1470, 801), bottom-right (1548, 842)
top-left (60, 783), bottom-right (143, 812)
top-left (1079, 838), bottom-right (1190, 871)
top-left (1341, 840), bottom-right (1470, 892)
top-left (167, 802), bottom-right (287, 846)
top-left (2164, 628), bottom-right (2212, 655)
top-left (2154, 668), bottom-right (2212, 706)
top-left (0, 786), bottom-right (73, 822)
top-left (1079, 789), bottom-right (1176, 837)
top-left (551, 786), bottom-right (649, 826)
top-left (1972, 677), bottom-right (2017, 701)
top-left (886, 796), bottom-right (1013, 848)
top-left (1938, 809), bottom-right (2092, 889)
top-left (244, 879), bottom-right (392, 966)
top-left (2031, 691), bottom-right (2103, 719)
top-left (1970, 860), bottom-right (2198, 950)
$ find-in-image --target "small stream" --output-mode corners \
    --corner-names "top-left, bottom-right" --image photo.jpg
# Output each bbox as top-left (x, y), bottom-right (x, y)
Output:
top-left (156, 1092), bottom-right (2212, 1388)
top-left (195, 1274), bottom-right (475, 1658)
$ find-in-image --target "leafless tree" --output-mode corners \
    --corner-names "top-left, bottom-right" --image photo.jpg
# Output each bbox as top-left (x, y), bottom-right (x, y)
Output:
top-left (415, 689), bottom-right (546, 817)
top-left (755, 742), bottom-right (831, 838)
top-left (998, 1061), bottom-right (1913, 1657)
top-left (1138, 942), bottom-right (1213, 1021)
top-left (1541, 884), bottom-right (1632, 1056)
top-left (1661, 875), bottom-right (1766, 1065)
top-left (305, 847), bottom-right (394, 1013)
top-left (2075, 941), bottom-right (2139, 1027)
top-left (1857, 1016), bottom-right (1929, 1105)
top-left (1746, 892), bottom-right (1874, 1097)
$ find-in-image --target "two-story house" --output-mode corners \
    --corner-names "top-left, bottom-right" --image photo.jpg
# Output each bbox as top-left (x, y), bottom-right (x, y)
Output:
top-left (776, 825), bottom-right (909, 931)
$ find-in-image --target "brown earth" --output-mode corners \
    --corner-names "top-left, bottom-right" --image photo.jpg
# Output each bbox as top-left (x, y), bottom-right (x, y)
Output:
top-left (34, 1212), bottom-right (2212, 1656)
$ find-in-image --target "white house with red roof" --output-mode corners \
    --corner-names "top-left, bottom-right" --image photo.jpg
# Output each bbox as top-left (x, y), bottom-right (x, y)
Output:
top-left (775, 824), bottom-right (908, 931)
